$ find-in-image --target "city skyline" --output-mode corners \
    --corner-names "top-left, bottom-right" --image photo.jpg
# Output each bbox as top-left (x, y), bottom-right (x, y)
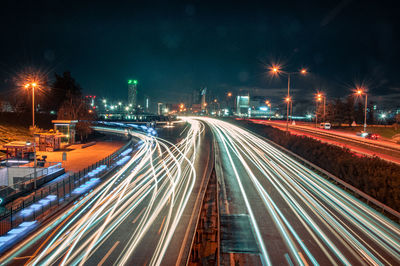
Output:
top-left (0, 0), bottom-right (399, 107)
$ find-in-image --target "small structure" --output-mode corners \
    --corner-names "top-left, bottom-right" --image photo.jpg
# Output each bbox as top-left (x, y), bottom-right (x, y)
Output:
top-left (3, 141), bottom-right (33, 159)
top-left (34, 132), bottom-right (62, 152)
top-left (52, 120), bottom-right (77, 145)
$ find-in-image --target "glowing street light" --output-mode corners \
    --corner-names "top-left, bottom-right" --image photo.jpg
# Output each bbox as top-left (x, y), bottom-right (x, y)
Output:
top-left (227, 92), bottom-right (232, 97)
top-left (270, 64), bottom-right (308, 131)
top-left (24, 82), bottom-right (38, 129)
top-left (355, 88), bottom-right (368, 132)
top-left (315, 91), bottom-right (326, 123)
top-left (24, 81), bottom-right (39, 190)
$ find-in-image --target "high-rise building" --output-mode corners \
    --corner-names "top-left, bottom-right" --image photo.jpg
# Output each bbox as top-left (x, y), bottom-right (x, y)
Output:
top-left (128, 79), bottom-right (138, 107)
top-left (201, 87), bottom-right (207, 111)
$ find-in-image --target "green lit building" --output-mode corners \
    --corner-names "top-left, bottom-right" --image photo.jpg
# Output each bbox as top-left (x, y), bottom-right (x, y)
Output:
top-left (128, 79), bottom-right (138, 108)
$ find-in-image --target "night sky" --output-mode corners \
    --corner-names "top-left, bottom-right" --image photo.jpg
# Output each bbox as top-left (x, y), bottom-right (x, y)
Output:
top-left (1, 0), bottom-right (399, 109)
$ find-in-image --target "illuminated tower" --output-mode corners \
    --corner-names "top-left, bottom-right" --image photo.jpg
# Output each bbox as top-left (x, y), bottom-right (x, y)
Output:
top-left (128, 79), bottom-right (138, 107)
top-left (201, 87), bottom-right (207, 111)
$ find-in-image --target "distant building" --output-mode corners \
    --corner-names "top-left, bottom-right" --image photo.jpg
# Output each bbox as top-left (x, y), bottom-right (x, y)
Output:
top-left (191, 104), bottom-right (202, 113)
top-left (157, 103), bottom-right (166, 115)
top-left (128, 79), bottom-right (138, 107)
top-left (201, 87), bottom-right (207, 111)
top-left (0, 101), bottom-right (13, 112)
top-left (236, 95), bottom-right (250, 116)
top-left (145, 97), bottom-right (150, 112)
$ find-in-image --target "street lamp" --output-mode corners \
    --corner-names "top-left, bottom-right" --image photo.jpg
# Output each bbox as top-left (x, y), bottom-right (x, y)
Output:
top-left (24, 82), bottom-right (39, 190)
top-left (24, 82), bottom-right (38, 129)
top-left (356, 88), bottom-right (368, 132)
top-left (270, 65), bottom-right (307, 131)
top-left (316, 92), bottom-right (326, 123)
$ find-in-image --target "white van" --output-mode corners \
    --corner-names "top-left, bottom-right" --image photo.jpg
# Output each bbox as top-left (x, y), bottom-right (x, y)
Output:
top-left (320, 122), bottom-right (331, 129)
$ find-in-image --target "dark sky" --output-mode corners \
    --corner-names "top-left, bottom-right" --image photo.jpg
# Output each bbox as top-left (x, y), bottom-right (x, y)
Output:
top-left (1, 0), bottom-right (399, 109)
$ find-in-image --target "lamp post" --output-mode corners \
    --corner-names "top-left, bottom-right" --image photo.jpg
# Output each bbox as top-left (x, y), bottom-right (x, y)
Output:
top-left (271, 66), bottom-right (307, 131)
top-left (315, 97), bottom-right (319, 128)
top-left (316, 92), bottom-right (326, 125)
top-left (265, 100), bottom-right (271, 118)
top-left (356, 89), bottom-right (368, 132)
top-left (25, 82), bottom-right (38, 190)
top-left (25, 82), bottom-right (37, 129)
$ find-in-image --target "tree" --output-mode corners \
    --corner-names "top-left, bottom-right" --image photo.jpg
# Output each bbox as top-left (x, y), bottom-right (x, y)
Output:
top-left (46, 71), bottom-right (82, 112)
top-left (57, 93), bottom-right (95, 142)
top-left (395, 113), bottom-right (400, 130)
top-left (368, 101), bottom-right (375, 125)
top-left (355, 102), bottom-right (364, 125)
top-left (343, 96), bottom-right (355, 125)
top-left (55, 72), bottom-right (95, 142)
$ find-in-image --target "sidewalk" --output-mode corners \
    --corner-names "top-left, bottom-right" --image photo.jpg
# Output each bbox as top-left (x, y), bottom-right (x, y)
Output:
top-left (37, 141), bottom-right (125, 173)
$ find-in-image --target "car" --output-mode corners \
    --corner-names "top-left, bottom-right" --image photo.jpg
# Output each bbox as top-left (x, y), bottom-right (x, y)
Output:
top-left (366, 133), bottom-right (379, 140)
top-left (356, 131), bottom-right (379, 140)
top-left (319, 122), bottom-right (331, 129)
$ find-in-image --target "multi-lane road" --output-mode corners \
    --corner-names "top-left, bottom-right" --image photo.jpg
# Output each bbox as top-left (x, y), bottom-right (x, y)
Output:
top-left (1, 118), bottom-right (400, 265)
top-left (0, 121), bottom-right (212, 265)
top-left (249, 119), bottom-right (400, 164)
top-left (198, 117), bottom-right (400, 265)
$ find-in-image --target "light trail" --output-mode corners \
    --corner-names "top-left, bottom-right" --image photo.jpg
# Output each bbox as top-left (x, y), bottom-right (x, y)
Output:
top-left (197, 117), bottom-right (400, 265)
top-left (0, 121), bottom-right (204, 265)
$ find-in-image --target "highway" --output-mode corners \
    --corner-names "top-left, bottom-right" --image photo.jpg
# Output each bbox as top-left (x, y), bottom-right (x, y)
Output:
top-left (199, 117), bottom-right (400, 265)
top-left (0, 121), bottom-right (212, 265)
top-left (249, 119), bottom-right (400, 164)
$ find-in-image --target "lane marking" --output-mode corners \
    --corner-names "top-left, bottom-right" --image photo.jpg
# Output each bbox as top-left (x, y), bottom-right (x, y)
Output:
top-left (132, 208), bottom-right (146, 224)
top-left (13, 256), bottom-right (33, 260)
top-left (158, 216), bottom-right (166, 235)
top-left (298, 252), bottom-right (309, 266)
top-left (97, 240), bottom-right (120, 266)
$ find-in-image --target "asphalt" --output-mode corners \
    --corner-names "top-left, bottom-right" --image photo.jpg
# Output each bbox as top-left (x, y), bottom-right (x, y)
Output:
top-left (201, 117), bottom-right (400, 265)
top-left (0, 122), bottom-right (213, 265)
top-left (250, 119), bottom-right (400, 164)
top-left (2, 118), bottom-right (400, 265)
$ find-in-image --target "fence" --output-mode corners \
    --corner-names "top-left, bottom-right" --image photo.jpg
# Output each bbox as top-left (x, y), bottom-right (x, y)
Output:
top-left (0, 162), bottom-right (63, 200)
top-left (0, 139), bottom-right (133, 236)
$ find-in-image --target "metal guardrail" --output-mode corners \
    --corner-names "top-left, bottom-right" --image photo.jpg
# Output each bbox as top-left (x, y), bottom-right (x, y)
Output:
top-left (243, 125), bottom-right (400, 222)
top-left (258, 120), bottom-right (400, 155)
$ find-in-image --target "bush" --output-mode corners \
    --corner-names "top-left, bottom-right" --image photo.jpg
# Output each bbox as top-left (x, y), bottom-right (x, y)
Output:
top-left (235, 120), bottom-right (400, 212)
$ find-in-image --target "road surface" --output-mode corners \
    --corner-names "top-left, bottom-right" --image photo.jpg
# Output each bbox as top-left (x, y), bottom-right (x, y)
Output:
top-left (250, 119), bottom-right (400, 164)
top-left (0, 121), bottom-right (212, 265)
top-left (199, 117), bottom-right (400, 265)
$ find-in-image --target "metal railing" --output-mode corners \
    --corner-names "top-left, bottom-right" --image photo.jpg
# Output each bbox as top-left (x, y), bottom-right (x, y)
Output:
top-left (0, 139), bottom-right (133, 236)
top-left (0, 162), bottom-right (63, 201)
